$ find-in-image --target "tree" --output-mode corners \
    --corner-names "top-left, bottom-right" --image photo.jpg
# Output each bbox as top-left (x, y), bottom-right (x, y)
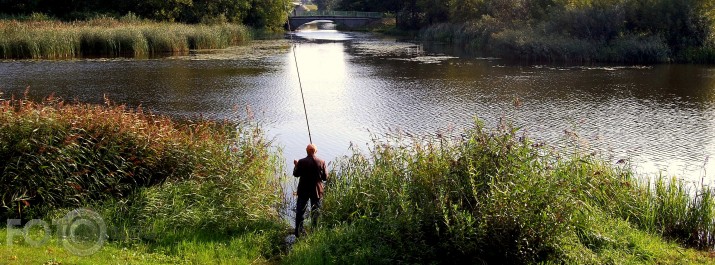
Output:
top-left (134, 0), bottom-right (194, 22)
top-left (315, 0), bottom-right (337, 10)
top-left (448, 0), bottom-right (486, 23)
top-left (624, 0), bottom-right (712, 52)
top-left (245, 0), bottom-right (291, 30)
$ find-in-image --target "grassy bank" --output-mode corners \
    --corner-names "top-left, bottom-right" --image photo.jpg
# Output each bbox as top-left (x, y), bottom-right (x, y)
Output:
top-left (0, 17), bottom-right (250, 59)
top-left (284, 121), bottom-right (715, 264)
top-left (0, 96), bottom-right (287, 263)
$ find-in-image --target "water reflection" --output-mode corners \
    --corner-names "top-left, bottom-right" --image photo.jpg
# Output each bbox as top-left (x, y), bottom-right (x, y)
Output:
top-left (0, 30), bottom-right (714, 185)
top-left (293, 22), bottom-right (350, 41)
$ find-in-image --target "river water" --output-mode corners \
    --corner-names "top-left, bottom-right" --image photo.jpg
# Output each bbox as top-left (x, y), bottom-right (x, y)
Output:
top-left (1, 29), bottom-right (714, 185)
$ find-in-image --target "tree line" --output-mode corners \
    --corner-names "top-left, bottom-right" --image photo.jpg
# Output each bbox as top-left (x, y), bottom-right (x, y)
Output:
top-left (0, 0), bottom-right (292, 30)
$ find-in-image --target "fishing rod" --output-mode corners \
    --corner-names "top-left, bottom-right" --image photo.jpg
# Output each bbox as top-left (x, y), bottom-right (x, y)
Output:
top-left (286, 15), bottom-right (313, 144)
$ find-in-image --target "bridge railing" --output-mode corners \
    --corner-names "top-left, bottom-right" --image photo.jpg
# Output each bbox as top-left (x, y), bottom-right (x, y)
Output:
top-left (293, 10), bottom-right (383, 18)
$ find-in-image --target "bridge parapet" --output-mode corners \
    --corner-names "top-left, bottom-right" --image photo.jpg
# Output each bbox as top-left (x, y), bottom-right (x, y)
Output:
top-left (291, 10), bottom-right (382, 18)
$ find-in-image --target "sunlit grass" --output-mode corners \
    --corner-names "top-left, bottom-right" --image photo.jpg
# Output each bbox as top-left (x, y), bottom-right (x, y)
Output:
top-left (0, 228), bottom-right (283, 264)
top-left (0, 18), bottom-right (250, 59)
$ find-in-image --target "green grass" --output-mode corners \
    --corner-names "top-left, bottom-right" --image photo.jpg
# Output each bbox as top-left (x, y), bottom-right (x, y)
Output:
top-left (0, 18), bottom-right (250, 59)
top-left (0, 228), bottom-right (284, 264)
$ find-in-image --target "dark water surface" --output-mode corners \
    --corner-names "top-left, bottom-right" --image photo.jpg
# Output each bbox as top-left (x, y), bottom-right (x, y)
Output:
top-left (1, 29), bottom-right (714, 184)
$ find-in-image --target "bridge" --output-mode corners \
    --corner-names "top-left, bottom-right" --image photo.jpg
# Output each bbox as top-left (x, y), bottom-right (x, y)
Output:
top-left (287, 10), bottom-right (383, 31)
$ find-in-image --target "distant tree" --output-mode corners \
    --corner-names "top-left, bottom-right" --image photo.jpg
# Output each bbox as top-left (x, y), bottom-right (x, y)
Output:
top-left (448, 0), bottom-right (487, 23)
top-left (184, 0), bottom-right (250, 23)
top-left (419, 0), bottom-right (449, 24)
top-left (624, 0), bottom-right (712, 52)
top-left (134, 0), bottom-right (193, 22)
top-left (315, 0), bottom-right (337, 10)
top-left (397, 0), bottom-right (425, 29)
top-left (336, 0), bottom-right (402, 12)
top-left (245, 0), bottom-right (291, 30)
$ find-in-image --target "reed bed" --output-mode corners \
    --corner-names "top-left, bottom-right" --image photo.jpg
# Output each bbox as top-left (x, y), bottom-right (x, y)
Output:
top-left (0, 18), bottom-right (250, 59)
top-left (285, 121), bottom-right (715, 264)
top-left (420, 22), bottom-right (673, 63)
top-left (0, 95), bottom-right (285, 230)
top-left (0, 96), bottom-right (287, 262)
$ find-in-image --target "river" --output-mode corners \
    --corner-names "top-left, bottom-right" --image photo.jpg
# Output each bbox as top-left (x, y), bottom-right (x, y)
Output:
top-left (1, 28), bottom-right (714, 186)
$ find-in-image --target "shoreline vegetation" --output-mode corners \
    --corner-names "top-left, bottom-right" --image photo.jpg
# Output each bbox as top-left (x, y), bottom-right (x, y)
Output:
top-left (0, 0), bottom-right (290, 59)
top-left (1, 98), bottom-right (714, 263)
top-left (335, 0), bottom-right (715, 63)
top-left (4, 0), bottom-right (715, 64)
top-left (0, 16), bottom-right (250, 59)
top-left (0, 96), bottom-right (287, 263)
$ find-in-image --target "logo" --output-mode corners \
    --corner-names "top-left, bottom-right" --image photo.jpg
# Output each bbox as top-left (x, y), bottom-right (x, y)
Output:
top-left (6, 208), bottom-right (107, 256)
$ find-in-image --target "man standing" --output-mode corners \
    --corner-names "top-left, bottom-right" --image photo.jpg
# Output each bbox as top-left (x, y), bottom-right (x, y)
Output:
top-left (293, 144), bottom-right (328, 237)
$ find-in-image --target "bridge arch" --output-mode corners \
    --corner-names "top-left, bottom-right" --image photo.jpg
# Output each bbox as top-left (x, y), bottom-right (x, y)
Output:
top-left (287, 11), bottom-right (382, 31)
top-left (290, 19), bottom-right (338, 30)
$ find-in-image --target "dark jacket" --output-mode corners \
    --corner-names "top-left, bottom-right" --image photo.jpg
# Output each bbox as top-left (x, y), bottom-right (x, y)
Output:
top-left (293, 155), bottom-right (328, 198)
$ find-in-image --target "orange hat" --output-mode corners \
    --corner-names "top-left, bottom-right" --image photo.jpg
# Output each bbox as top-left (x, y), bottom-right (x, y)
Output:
top-left (306, 144), bottom-right (317, 155)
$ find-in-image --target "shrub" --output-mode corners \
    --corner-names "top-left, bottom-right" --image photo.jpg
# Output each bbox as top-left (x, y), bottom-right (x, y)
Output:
top-left (600, 34), bottom-right (669, 63)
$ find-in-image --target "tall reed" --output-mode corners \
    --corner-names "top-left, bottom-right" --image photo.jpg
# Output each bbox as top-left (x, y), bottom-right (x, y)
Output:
top-left (0, 18), bottom-right (250, 59)
top-left (0, 95), bottom-right (283, 229)
top-left (286, 121), bottom-right (715, 263)
top-left (0, 96), bottom-right (288, 262)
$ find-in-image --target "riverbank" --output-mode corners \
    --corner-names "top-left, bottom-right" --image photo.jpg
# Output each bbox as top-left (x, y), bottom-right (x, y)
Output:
top-left (0, 17), bottom-right (250, 59)
top-left (1, 98), bottom-right (714, 264)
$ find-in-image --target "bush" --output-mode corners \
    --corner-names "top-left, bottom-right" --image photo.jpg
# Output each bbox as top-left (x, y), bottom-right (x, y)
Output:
top-left (490, 29), bottom-right (598, 62)
top-left (601, 34), bottom-right (669, 63)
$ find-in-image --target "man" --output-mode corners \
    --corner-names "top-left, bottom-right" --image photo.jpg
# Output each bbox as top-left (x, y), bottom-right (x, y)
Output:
top-left (293, 144), bottom-right (328, 237)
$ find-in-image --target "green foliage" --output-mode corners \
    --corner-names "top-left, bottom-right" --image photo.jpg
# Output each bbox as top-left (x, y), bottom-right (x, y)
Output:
top-left (244, 0), bottom-right (292, 31)
top-left (284, 121), bottom-right (715, 263)
top-left (315, 0), bottom-right (338, 11)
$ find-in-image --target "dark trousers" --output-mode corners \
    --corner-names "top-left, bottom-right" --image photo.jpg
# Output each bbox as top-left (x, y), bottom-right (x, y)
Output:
top-left (295, 194), bottom-right (321, 237)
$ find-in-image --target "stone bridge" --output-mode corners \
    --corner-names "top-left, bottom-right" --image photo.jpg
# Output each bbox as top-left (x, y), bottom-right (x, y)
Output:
top-left (287, 11), bottom-right (382, 31)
